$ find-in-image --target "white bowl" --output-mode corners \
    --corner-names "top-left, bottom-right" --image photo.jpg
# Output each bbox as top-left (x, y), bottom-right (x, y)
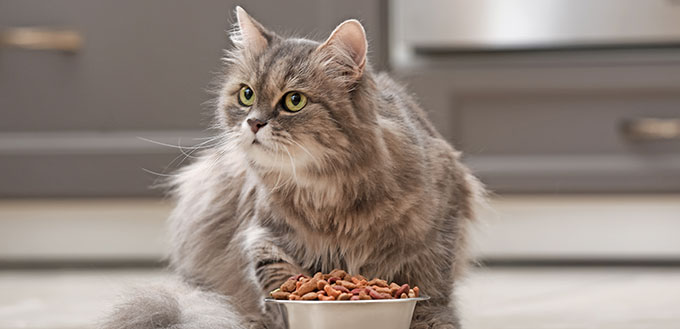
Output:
top-left (265, 296), bottom-right (429, 329)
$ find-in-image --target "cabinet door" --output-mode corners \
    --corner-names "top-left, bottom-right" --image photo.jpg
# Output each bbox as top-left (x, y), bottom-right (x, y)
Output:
top-left (397, 51), bottom-right (680, 193)
top-left (0, 0), bottom-right (386, 197)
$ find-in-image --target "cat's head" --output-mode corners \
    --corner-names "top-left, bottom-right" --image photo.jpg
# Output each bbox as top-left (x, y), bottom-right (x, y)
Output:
top-left (217, 7), bottom-right (379, 178)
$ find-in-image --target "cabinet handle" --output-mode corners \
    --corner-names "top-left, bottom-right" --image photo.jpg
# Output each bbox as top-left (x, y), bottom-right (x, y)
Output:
top-left (622, 118), bottom-right (680, 140)
top-left (1, 27), bottom-right (82, 52)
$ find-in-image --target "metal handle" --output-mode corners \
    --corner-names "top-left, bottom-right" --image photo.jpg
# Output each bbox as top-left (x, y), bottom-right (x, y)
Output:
top-left (622, 118), bottom-right (680, 140)
top-left (1, 27), bottom-right (82, 52)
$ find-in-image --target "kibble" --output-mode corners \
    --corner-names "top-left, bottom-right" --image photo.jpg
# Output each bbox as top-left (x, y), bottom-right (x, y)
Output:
top-left (270, 269), bottom-right (421, 301)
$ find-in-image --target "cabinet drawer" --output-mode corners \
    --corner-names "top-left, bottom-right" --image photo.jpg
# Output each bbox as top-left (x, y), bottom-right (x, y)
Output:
top-left (0, 0), bottom-right (232, 131)
top-left (458, 92), bottom-right (680, 155)
top-left (460, 92), bottom-right (680, 192)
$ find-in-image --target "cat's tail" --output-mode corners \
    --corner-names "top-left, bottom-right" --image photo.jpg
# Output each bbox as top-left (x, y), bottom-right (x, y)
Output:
top-left (99, 277), bottom-right (252, 329)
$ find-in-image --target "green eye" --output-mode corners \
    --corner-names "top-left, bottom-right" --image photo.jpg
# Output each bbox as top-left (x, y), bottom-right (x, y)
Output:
top-left (238, 85), bottom-right (255, 106)
top-left (282, 92), bottom-right (307, 112)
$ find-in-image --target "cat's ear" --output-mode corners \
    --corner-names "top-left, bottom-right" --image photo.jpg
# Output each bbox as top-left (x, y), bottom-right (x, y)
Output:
top-left (231, 6), bottom-right (271, 55)
top-left (318, 19), bottom-right (368, 77)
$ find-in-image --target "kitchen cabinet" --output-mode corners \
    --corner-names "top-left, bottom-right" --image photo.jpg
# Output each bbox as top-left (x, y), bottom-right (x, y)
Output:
top-left (0, 0), bottom-right (387, 197)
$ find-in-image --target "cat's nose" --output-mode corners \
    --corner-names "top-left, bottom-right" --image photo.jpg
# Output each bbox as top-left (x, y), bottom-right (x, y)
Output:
top-left (246, 118), bottom-right (268, 134)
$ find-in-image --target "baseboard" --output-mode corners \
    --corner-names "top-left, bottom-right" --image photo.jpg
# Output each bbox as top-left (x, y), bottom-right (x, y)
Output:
top-left (2, 195), bottom-right (679, 264)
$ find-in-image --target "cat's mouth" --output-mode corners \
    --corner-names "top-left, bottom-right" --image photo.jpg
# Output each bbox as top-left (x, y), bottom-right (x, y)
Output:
top-left (250, 138), bottom-right (272, 151)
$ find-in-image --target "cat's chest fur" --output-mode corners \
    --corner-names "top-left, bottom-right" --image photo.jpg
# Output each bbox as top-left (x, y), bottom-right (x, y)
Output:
top-left (250, 173), bottom-right (424, 280)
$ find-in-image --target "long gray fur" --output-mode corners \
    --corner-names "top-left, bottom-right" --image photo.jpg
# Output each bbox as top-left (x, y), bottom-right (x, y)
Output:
top-left (101, 7), bottom-right (483, 329)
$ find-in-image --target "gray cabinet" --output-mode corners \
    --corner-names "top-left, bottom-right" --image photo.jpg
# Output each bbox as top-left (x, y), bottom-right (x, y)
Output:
top-left (0, 0), bottom-right (386, 197)
top-left (396, 50), bottom-right (680, 193)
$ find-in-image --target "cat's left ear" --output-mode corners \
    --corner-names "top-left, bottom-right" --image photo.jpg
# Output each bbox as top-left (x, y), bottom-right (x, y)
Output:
top-left (231, 6), bottom-right (272, 55)
top-left (318, 19), bottom-right (368, 77)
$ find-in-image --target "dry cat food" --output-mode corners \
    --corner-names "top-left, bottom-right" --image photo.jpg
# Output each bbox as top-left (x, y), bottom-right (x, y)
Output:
top-left (270, 269), bottom-right (421, 301)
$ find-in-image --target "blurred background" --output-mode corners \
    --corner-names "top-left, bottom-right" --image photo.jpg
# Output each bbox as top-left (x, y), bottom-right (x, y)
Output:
top-left (1, 0), bottom-right (680, 328)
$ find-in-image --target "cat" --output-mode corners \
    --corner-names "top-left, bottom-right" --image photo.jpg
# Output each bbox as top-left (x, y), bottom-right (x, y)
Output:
top-left (102, 6), bottom-right (483, 329)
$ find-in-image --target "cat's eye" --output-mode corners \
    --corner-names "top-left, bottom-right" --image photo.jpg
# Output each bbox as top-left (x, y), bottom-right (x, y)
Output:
top-left (282, 92), bottom-right (307, 112)
top-left (238, 85), bottom-right (255, 106)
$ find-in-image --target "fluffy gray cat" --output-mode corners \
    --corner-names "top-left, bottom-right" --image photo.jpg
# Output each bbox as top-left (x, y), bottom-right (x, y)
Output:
top-left (102, 7), bottom-right (483, 329)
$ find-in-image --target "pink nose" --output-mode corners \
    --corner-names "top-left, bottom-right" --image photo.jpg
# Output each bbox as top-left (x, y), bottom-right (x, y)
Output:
top-left (247, 118), bottom-right (267, 134)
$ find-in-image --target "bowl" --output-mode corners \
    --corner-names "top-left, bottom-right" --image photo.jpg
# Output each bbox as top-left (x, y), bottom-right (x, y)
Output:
top-left (265, 296), bottom-right (429, 329)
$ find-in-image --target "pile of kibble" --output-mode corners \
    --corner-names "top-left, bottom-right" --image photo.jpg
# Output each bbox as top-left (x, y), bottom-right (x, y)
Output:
top-left (270, 269), bottom-right (420, 301)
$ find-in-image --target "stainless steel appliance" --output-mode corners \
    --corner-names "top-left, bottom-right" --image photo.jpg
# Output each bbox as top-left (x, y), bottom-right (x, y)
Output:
top-left (392, 0), bottom-right (680, 58)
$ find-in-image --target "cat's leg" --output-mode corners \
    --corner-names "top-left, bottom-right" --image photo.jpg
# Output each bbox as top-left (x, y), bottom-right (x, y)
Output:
top-left (410, 300), bottom-right (460, 329)
top-left (404, 240), bottom-right (465, 328)
top-left (238, 224), bottom-right (305, 329)
top-left (253, 250), bottom-right (306, 293)
top-left (405, 254), bottom-right (466, 329)
top-left (241, 225), bottom-right (306, 294)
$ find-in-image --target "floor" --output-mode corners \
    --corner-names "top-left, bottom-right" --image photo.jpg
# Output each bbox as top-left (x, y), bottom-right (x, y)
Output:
top-left (1, 267), bottom-right (679, 329)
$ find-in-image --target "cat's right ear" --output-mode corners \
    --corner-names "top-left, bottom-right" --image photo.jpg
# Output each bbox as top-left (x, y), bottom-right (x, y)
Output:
top-left (317, 19), bottom-right (368, 79)
top-left (231, 6), bottom-right (271, 55)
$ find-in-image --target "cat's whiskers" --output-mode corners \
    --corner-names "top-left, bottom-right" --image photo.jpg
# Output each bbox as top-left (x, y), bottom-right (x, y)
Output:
top-left (138, 136), bottom-right (219, 152)
top-left (287, 137), bottom-right (322, 169)
top-left (270, 143), bottom-right (286, 192)
top-left (282, 144), bottom-right (298, 183)
top-left (140, 134), bottom-right (226, 186)
top-left (168, 134), bottom-right (230, 170)
top-left (141, 167), bottom-right (177, 178)
top-left (204, 138), bottom-right (232, 173)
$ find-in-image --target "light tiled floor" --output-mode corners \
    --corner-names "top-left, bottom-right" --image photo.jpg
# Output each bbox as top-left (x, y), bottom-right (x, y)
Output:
top-left (0, 267), bottom-right (679, 329)
top-left (458, 267), bottom-right (680, 329)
